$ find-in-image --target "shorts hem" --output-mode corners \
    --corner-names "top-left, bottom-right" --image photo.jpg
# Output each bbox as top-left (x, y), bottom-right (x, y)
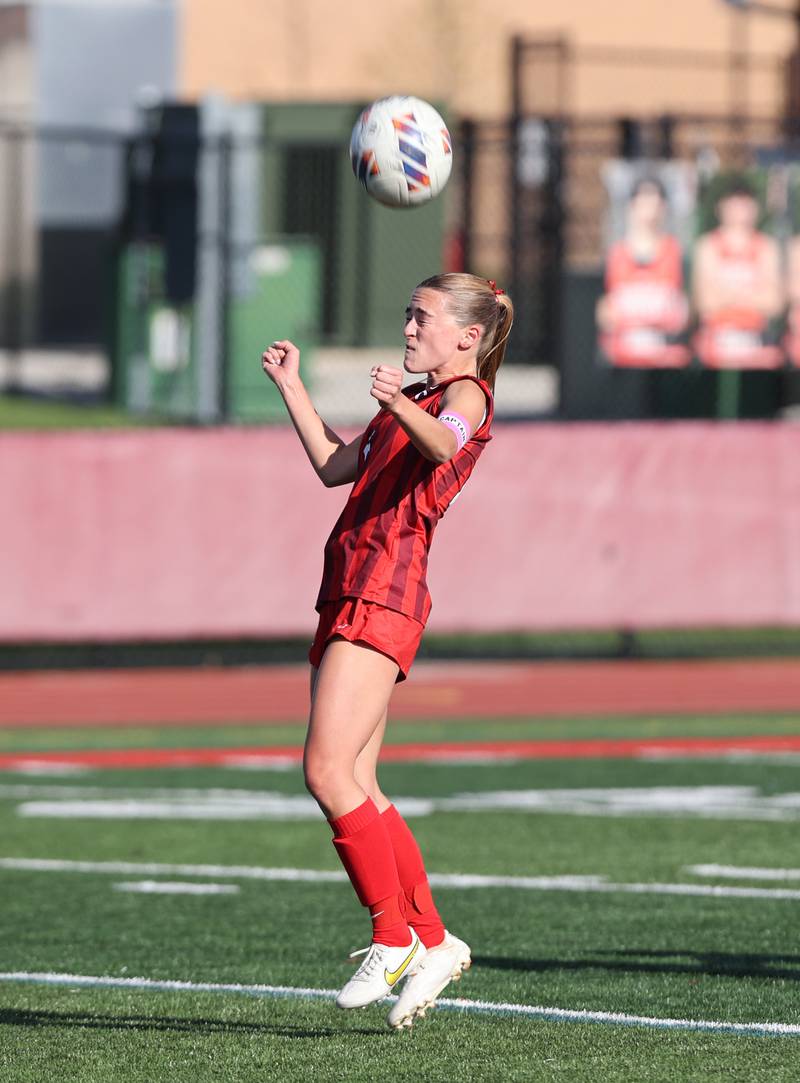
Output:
top-left (309, 597), bottom-right (423, 682)
top-left (324, 633), bottom-right (411, 681)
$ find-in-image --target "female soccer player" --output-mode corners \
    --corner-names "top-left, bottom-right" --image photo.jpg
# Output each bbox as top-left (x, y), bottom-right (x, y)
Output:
top-left (261, 273), bottom-right (513, 1029)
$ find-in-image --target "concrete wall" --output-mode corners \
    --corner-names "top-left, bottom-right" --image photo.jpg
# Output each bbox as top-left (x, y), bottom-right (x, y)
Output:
top-left (2, 422), bottom-right (799, 642)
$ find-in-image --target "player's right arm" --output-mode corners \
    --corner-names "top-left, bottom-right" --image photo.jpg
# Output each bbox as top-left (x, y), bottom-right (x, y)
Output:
top-left (262, 339), bottom-right (359, 488)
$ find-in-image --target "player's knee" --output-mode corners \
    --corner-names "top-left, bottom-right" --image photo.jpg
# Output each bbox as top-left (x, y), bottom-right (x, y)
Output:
top-left (302, 756), bottom-right (324, 800)
top-left (303, 748), bottom-right (345, 804)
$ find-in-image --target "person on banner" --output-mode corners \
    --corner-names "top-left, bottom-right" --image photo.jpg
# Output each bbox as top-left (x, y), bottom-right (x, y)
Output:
top-left (596, 176), bottom-right (690, 368)
top-left (692, 179), bottom-right (784, 370)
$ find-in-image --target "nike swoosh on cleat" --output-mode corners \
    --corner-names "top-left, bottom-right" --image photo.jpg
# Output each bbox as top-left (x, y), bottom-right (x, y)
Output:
top-left (384, 939), bottom-right (420, 987)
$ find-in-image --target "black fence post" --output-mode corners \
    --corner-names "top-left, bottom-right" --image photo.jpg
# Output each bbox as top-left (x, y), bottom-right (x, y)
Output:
top-left (657, 114), bottom-right (675, 160)
top-left (618, 117), bottom-right (643, 160)
top-left (354, 186), bottom-right (371, 347)
top-left (540, 119), bottom-right (566, 370)
top-left (509, 37), bottom-right (523, 329)
top-left (218, 131), bottom-right (232, 422)
top-left (4, 127), bottom-right (25, 394)
top-left (459, 117), bottom-right (475, 273)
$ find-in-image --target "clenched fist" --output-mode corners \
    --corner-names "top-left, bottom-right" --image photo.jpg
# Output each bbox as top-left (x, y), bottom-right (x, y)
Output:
top-left (261, 339), bottom-right (300, 390)
top-left (370, 365), bottom-right (404, 410)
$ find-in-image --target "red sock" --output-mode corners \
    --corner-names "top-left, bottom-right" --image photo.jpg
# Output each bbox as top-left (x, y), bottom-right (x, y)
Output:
top-left (381, 804), bottom-right (446, 948)
top-left (329, 798), bottom-right (411, 948)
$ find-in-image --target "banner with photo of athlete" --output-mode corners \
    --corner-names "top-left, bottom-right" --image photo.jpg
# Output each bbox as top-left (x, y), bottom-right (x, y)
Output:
top-left (692, 170), bottom-right (785, 370)
top-left (597, 160), bottom-right (696, 369)
top-left (597, 162), bottom-right (796, 370)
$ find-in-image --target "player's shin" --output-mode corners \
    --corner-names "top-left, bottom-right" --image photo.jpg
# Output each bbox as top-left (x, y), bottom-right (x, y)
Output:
top-left (329, 797), bottom-right (411, 947)
top-left (381, 803), bottom-right (446, 948)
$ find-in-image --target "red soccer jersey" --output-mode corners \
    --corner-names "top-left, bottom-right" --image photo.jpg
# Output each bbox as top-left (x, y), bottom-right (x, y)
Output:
top-left (316, 374), bottom-right (494, 625)
top-left (605, 234), bottom-right (683, 296)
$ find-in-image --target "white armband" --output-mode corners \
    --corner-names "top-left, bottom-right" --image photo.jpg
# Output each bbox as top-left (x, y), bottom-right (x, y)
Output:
top-left (438, 412), bottom-right (472, 451)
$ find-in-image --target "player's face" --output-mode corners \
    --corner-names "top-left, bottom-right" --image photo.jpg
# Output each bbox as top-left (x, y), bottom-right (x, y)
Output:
top-left (403, 289), bottom-right (463, 374)
top-left (718, 194), bottom-right (758, 231)
top-left (629, 186), bottom-right (665, 230)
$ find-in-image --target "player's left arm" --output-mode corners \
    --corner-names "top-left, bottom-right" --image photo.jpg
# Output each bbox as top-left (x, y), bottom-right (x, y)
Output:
top-left (371, 366), bottom-right (487, 463)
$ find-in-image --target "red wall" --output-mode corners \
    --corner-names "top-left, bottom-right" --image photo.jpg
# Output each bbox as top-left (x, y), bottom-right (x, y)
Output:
top-left (3, 423), bottom-right (799, 641)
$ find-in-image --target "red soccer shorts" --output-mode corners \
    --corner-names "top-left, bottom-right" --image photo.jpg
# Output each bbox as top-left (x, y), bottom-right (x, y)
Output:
top-left (309, 597), bottom-right (424, 681)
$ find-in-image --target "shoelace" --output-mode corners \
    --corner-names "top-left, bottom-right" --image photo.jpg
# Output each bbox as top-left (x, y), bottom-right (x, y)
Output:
top-left (348, 943), bottom-right (386, 981)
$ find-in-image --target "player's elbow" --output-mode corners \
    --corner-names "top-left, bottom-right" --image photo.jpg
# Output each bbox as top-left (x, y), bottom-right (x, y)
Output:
top-left (418, 427), bottom-right (459, 464)
top-left (431, 432), bottom-right (460, 464)
top-left (318, 468), bottom-right (341, 488)
top-left (428, 447), bottom-right (454, 465)
top-left (318, 463), bottom-right (352, 487)
top-left (315, 461), bottom-right (335, 486)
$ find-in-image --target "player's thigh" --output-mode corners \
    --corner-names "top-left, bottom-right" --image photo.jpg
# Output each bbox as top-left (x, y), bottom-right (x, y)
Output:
top-left (306, 638), bottom-right (398, 767)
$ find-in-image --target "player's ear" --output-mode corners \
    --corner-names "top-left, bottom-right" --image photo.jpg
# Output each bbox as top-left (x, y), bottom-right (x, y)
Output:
top-left (459, 324), bottom-right (481, 350)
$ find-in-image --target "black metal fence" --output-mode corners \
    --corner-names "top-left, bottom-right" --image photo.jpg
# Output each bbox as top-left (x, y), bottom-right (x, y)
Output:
top-left (1, 109), bottom-right (800, 420)
top-left (461, 111), bottom-right (788, 354)
top-left (458, 109), bottom-right (800, 419)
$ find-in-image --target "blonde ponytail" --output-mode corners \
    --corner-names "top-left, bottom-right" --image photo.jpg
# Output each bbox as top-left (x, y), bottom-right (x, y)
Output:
top-left (477, 292), bottom-right (513, 390)
top-left (416, 273), bottom-right (515, 391)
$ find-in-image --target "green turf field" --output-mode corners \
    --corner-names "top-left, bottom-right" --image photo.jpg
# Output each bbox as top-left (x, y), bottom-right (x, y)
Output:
top-left (2, 713), bottom-right (800, 1081)
top-left (0, 395), bottom-right (156, 430)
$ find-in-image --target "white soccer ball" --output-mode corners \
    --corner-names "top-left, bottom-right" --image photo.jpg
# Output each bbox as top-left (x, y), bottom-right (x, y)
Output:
top-left (349, 96), bottom-right (453, 209)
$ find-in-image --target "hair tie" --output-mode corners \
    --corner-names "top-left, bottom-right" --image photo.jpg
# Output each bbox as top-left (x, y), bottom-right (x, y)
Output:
top-left (487, 279), bottom-right (505, 297)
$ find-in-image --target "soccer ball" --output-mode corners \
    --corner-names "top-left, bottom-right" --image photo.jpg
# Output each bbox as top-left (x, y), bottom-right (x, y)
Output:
top-left (349, 96), bottom-right (453, 209)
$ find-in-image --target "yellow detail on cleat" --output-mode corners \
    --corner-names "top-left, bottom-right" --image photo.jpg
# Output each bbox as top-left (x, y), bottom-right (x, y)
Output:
top-left (384, 937), bottom-right (420, 987)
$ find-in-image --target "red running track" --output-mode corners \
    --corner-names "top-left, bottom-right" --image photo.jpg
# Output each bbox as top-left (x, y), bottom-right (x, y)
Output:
top-left (1, 659), bottom-right (800, 727)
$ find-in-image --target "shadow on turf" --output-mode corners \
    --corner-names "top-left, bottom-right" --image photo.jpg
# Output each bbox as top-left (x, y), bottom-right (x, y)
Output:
top-left (0, 1007), bottom-right (387, 1039)
top-left (473, 950), bottom-right (800, 982)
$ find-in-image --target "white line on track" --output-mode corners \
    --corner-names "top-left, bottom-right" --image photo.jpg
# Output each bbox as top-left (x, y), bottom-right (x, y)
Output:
top-left (0, 971), bottom-right (797, 1039)
top-left (113, 881), bottom-right (241, 896)
top-left (686, 865), bottom-right (800, 882)
top-left (3, 857), bottom-right (800, 900)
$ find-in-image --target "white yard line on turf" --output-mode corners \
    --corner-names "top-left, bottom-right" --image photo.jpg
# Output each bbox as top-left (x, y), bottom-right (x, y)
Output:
top-left (686, 865), bottom-right (800, 882)
top-left (222, 757), bottom-right (299, 772)
top-left (7, 762), bottom-right (91, 777)
top-left (0, 971), bottom-right (797, 1039)
top-left (0, 858), bottom-right (345, 884)
top-left (12, 784), bottom-right (800, 823)
top-left (113, 881), bottom-right (240, 895)
top-left (3, 857), bottom-right (800, 900)
top-left (638, 751), bottom-right (800, 765)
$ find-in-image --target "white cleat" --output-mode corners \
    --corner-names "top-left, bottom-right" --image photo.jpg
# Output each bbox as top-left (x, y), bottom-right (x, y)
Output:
top-left (387, 931), bottom-right (471, 1030)
top-left (336, 931), bottom-right (425, 1010)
